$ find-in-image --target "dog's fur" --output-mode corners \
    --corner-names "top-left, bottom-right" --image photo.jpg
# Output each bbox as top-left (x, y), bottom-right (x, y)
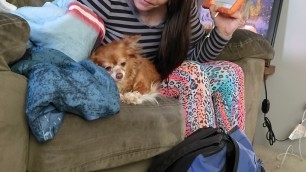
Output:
top-left (91, 35), bottom-right (161, 104)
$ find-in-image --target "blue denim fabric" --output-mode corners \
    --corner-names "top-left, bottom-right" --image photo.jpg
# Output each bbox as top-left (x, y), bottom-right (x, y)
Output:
top-left (11, 47), bottom-right (120, 142)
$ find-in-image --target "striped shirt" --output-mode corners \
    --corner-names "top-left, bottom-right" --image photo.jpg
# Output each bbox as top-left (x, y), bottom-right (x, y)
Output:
top-left (78, 0), bottom-right (228, 63)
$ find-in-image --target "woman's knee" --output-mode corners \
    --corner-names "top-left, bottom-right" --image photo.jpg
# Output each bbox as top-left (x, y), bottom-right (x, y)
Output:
top-left (205, 61), bottom-right (244, 83)
top-left (175, 61), bottom-right (209, 82)
top-left (229, 61), bottom-right (243, 76)
top-left (160, 61), bottom-right (210, 96)
top-left (223, 62), bottom-right (244, 90)
top-left (221, 61), bottom-right (244, 80)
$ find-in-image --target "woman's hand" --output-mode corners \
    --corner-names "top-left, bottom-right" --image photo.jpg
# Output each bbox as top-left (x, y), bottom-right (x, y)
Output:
top-left (209, 5), bottom-right (244, 40)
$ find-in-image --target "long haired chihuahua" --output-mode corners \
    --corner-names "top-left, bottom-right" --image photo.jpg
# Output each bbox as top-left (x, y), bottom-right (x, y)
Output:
top-left (91, 35), bottom-right (161, 104)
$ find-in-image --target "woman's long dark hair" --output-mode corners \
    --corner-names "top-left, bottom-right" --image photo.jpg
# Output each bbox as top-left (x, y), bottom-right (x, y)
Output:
top-left (155, 0), bottom-right (192, 80)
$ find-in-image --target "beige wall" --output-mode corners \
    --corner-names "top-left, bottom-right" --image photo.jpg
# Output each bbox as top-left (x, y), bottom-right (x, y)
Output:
top-left (254, 0), bottom-right (306, 155)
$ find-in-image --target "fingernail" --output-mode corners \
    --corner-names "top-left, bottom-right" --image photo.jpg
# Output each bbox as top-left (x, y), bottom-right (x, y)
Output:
top-left (214, 12), bottom-right (219, 18)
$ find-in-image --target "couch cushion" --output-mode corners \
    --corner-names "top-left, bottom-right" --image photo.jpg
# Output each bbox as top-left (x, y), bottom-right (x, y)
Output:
top-left (234, 58), bottom-right (265, 142)
top-left (0, 13), bottom-right (29, 71)
top-left (216, 29), bottom-right (275, 62)
top-left (27, 96), bottom-right (185, 172)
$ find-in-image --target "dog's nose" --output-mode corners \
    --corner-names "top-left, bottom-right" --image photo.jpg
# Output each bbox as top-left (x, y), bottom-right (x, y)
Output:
top-left (116, 73), bottom-right (123, 80)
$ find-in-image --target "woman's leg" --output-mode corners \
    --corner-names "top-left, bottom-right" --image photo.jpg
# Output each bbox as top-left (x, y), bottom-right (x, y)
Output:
top-left (159, 61), bottom-right (216, 136)
top-left (202, 61), bottom-right (245, 132)
top-left (159, 60), bottom-right (245, 136)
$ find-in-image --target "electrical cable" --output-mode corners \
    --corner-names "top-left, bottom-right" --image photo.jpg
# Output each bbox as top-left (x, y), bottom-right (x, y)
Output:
top-left (276, 109), bottom-right (306, 168)
top-left (262, 79), bottom-right (289, 146)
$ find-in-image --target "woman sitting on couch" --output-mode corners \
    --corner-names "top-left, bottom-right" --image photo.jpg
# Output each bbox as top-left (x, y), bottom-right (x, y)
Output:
top-left (78, 0), bottom-right (245, 136)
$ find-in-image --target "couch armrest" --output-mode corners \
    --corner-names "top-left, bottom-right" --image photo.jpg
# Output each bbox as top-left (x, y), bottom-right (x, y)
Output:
top-left (233, 57), bottom-right (265, 142)
top-left (0, 71), bottom-right (29, 172)
top-left (216, 29), bottom-right (275, 62)
top-left (0, 12), bottom-right (29, 172)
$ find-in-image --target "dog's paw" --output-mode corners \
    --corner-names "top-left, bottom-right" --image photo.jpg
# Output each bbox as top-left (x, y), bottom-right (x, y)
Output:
top-left (120, 94), bottom-right (125, 102)
top-left (121, 91), bottom-right (142, 104)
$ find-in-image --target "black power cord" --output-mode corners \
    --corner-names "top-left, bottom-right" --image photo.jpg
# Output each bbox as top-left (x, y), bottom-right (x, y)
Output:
top-left (262, 79), bottom-right (289, 146)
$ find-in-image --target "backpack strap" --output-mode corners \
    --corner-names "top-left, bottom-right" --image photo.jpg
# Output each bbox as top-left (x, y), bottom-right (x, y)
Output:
top-left (149, 127), bottom-right (225, 172)
top-left (226, 126), bottom-right (242, 172)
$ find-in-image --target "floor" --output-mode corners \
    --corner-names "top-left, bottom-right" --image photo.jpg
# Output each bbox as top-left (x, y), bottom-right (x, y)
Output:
top-left (254, 144), bottom-right (306, 172)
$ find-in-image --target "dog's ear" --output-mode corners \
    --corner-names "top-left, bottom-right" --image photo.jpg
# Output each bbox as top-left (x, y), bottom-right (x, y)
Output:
top-left (90, 51), bottom-right (98, 61)
top-left (123, 35), bottom-right (141, 45)
top-left (122, 35), bottom-right (142, 54)
top-left (90, 51), bottom-right (102, 65)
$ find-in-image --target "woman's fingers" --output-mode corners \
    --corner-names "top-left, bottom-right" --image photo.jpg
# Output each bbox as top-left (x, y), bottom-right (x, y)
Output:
top-left (209, 4), bottom-right (219, 18)
top-left (229, 8), bottom-right (243, 19)
top-left (209, 4), bottom-right (242, 19)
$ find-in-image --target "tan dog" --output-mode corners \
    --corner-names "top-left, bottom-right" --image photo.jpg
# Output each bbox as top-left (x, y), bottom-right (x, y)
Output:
top-left (91, 35), bottom-right (161, 104)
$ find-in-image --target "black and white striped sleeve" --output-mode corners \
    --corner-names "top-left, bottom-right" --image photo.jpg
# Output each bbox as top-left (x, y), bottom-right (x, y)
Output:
top-left (77, 0), bottom-right (111, 22)
top-left (188, 2), bottom-right (229, 63)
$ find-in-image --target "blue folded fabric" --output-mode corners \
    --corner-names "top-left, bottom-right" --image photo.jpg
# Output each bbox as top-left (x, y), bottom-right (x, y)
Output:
top-left (12, 0), bottom-right (104, 62)
top-left (12, 48), bottom-right (120, 142)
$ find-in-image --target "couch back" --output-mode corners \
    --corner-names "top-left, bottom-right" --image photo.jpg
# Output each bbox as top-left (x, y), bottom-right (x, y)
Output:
top-left (7, 0), bottom-right (51, 7)
top-left (0, 13), bottom-right (29, 70)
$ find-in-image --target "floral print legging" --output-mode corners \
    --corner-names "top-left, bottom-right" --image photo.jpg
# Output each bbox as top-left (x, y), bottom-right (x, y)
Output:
top-left (159, 60), bottom-right (245, 137)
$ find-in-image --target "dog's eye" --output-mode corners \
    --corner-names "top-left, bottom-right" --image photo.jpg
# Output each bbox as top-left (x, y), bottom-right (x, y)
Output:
top-left (105, 66), bottom-right (112, 71)
top-left (121, 62), bottom-right (126, 67)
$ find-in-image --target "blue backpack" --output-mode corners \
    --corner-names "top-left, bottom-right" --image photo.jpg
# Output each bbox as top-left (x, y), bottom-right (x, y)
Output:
top-left (149, 126), bottom-right (264, 172)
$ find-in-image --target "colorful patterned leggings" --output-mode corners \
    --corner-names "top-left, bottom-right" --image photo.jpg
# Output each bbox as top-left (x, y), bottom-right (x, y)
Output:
top-left (159, 60), bottom-right (245, 136)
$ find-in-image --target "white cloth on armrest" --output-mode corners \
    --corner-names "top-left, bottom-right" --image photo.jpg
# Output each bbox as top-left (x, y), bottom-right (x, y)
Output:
top-left (0, 0), bottom-right (17, 12)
